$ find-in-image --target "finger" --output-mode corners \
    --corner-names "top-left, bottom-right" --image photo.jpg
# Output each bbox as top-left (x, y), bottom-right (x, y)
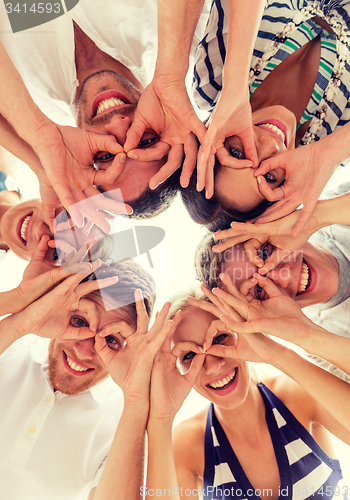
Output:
top-left (205, 344), bottom-right (238, 359)
top-left (258, 248), bottom-right (291, 275)
top-left (239, 277), bottom-right (258, 297)
top-left (77, 298), bottom-right (101, 333)
top-left (179, 134), bottom-right (198, 188)
top-left (99, 320), bottom-right (135, 339)
top-left (244, 238), bottom-right (265, 268)
top-left (49, 239), bottom-right (76, 261)
top-left (184, 352), bottom-right (206, 384)
top-left (254, 157), bottom-right (283, 176)
top-left (205, 153), bottom-right (215, 199)
top-left (148, 301), bottom-right (172, 341)
top-left (291, 202), bottom-right (316, 237)
top-left (257, 176), bottom-right (285, 202)
top-left (203, 319), bottom-right (225, 352)
top-left (127, 141), bottom-right (171, 162)
top-left (63, 325), bottom-right (99, 341)
top-left (215, 147), bottom-right (253, 169)
top-left (219, 315), bottom-right (258, 335)
top-left (149, 144), bottom-right (183, 190)
top-left (134, 289), bottom-right (149, 334)
top-left (253, 273), bottom-right (288, 299)
top-left (84, 185), bottom-right (132, 216)
top-left (74, 274), bottom-right (118, 297)
top-left (30, 234), bottom-right (51, 262)
top-left (240, 132), bottom-right (259, 167)
top-left (82, 220), bottom-right (94, 237)
top-left (211, 287), bottom-right (249, 322)
top-left (62, 238), bottom-right (98, 269)
top-left (212, 236), bottom-right (249, 254)
top-left (255, 200), bottom-right (298, 224)
top-left (171, 341), bottom-right (203, 358)
top-left (186, 295), bottom-right (221, 319)
top-left (124, 118), bottom-right (147, 152)
top-left (94, 153), bottom-right (126, 185)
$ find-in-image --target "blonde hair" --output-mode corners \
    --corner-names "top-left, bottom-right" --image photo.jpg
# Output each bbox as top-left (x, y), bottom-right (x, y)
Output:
top-left (168, 287), bottom-right (209, 320)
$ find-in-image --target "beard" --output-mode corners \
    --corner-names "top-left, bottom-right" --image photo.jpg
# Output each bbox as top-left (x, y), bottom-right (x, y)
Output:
top-left (48, 340), bottom-right (109, 396)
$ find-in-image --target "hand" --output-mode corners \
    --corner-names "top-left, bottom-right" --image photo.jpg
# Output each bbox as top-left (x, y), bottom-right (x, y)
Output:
top-left (197, 89), bottom-right (258, 198)
top-left (149, 310), bottom-right (205, 422)
top-left (124, 77), bottom-right (207, 190)
top-left (254, 141), bottom-right (335, 235)
top-left (30, 121), bottom-right (132, 230)
top-left (213, 207), bottom-right (319, 274)
top-left (11, 260), bottom-right (117, 340)
top-left (94, 293), bottom-right (175, 405)
top-left (210, 272), bottom-right (313, 346)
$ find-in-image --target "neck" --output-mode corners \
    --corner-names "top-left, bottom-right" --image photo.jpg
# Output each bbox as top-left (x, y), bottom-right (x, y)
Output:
top-left (0, 190), bottom-right (21, 250)
top-left (73, 22), bottom-right (143, 101)
top-left (214, 382), bottom-right (267, 442)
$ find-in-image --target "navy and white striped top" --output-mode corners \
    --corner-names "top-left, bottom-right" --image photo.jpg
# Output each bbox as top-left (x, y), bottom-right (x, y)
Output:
top-left (203, 383), bottom-right (344, 500)
top-left (193, 0), bottom-right (350, 145)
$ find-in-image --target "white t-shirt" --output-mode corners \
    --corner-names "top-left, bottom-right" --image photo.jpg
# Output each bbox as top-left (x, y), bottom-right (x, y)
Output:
top-left (0, 335), bottom-right (123, 500)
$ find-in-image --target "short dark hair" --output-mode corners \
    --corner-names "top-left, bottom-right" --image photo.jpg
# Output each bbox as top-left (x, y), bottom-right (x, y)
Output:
top-left (81, 260), bottom-right (156, 321)
top-left (180, 160), bottom-right (272, 232)
top-left (127, 168), bottom-right (181, 219)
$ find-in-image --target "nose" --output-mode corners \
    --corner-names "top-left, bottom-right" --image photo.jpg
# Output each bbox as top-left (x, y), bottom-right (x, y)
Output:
top-left (267, 263), bottom-right (292, 289)
top-left (204, 354), bottom-right (225, 376)
top-left (256, 131), bottom-right (281, 163)
top-left (104, 115), bottom-right (132, 146)
top-left (70, 338), bottom-right (96, 362)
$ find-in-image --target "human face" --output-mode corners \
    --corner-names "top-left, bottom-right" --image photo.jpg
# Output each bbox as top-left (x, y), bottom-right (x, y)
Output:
top-left (215, 106), bottom-right (297, 212)
top-left (0, 199), bottom-right (104, 264)
top-left (76, 71), bottom-right (166, 202)
top-left (48, 295), bottom-right (134, 395)
top-left (221, 242), bottom-right (339, 308)
top-left (173, 307), bottom-right (250, 410)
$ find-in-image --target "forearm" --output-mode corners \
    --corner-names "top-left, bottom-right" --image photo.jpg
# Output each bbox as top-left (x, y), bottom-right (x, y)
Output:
top-left (313, 191), bottom-right (350, 228)
top-left (92, 401), bottom-right (148, 500)
top-left (0, 115), bottom-right (43, 174)
top-left (297, 323), bottom-right (350, 377)
top-left (222, 0), bottom-right (266, 92)
top-left (146, 416), bottom-right (179, 499)
top-left (0, 314), bottom-right (24, 354)
top-left (271, 345), bottom-right (350, 431)
top-left (155, 0), bottom-right (205, 80)
top-left (0, 41), bottom-right (50, 145)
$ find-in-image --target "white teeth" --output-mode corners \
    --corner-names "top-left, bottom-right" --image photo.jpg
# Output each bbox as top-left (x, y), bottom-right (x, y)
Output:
top-left (95, 97), bottom-right (126, 116)
top-left (20, 215), bottom-right (32, 242)
top-left (66, 355), bottom-right (89, 373)
top-left (209, 368), bottom-right (237, 389)
top-left (298, 262), bottom-right (310, 293)
top-left (258, 123), bottom-right (286, 144)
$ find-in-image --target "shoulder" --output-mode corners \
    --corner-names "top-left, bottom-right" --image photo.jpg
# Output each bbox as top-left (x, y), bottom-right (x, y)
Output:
top-left (173, 406), bottom-right (208, 478)
top-left (262, 375), bottom-right (315, 429)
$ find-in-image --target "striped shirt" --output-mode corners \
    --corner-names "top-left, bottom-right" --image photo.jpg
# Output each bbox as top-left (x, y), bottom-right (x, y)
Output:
top-left (193, 0), bottom-right (350, 145)
top-left (203, 383), bottom-right (344, 500)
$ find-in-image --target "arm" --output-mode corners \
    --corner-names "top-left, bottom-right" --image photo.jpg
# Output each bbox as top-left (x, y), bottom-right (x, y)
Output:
top-left (123, 0), bottom-right (207, 190)
top-left (91, 298), bottom-right (179, 500)
top-left (196, 0), bottom-right (266, 196)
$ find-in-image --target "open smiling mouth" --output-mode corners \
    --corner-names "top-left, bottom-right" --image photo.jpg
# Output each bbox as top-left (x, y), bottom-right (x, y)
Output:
top-left (256, 121), bottom-right (287, 146)
top-left (92, 91), bottom-right (131, 118)
top-left (17, 213), bottom-right (33, 245)
top-left (207, 367), bottom-right (238, 390)
top-left (297, 260), bottom-right (311, 295)
top-left (63, 352), bottom-right (93, 375)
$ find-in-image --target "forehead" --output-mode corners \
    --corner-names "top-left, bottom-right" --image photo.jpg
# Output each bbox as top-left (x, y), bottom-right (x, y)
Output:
top-left (86, 292), bottom-right (135, 327)
top-left (173, 307), bottom-right (216, 345)
top-left (221, 244), bottom-right (258, 288)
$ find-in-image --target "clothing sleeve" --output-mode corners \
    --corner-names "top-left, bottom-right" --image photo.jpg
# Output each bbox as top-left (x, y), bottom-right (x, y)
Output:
top-left (90, 454), bottom-right (108, 490)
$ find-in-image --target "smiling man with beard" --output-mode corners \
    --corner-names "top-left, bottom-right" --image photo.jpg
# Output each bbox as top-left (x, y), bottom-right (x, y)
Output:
top-left (0, 260), bottom-right (156, 500)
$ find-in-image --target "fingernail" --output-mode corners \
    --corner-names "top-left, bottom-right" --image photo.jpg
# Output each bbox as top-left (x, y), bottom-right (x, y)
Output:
top-left (202, 342), bottom-right (207, 352)
top-left (150, 182), bottom-right (161, 190)
top-left (245, 162), bottom-right (253, 168)
top-left (257, 176), bottom-right (262, 184)
top-left (127, 152), bottom-right (138, 160)
top-left (119, 153), bottom-right (126, 163)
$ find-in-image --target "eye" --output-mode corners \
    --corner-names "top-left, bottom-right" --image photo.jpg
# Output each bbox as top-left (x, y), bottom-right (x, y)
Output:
top-left (138, 134), bottom-right (157, 149)
top-left (182, 351), bottom-right (197, 363)
top-left (229, 147), bottom-right (245, 160)
top-left (52, 247), bottom-right (62, 263)
top-left (94, 151), bottom-right (116, 165)
top-left (254, 284), bottom-right (268, 301)
top-left (105, 335), bottom-right (121, 351)
top-left (263, 172), bottom-right (276, 183)
top-left (212, 333), bottom-right (229, 345)
top-left (70, 315), bottom-right (89, 328)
